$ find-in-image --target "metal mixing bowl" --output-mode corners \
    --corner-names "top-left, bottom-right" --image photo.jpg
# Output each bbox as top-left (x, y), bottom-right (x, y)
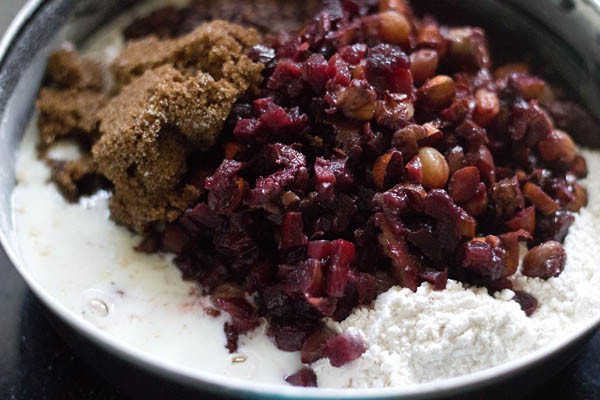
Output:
top-left (1, 1), bottom-right (599, 398)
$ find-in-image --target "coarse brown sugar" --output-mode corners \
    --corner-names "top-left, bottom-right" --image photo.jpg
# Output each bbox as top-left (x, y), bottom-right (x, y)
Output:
top-left (93, 61), bottom-right (257, 232)
top-left (112, 20), bottom-right (263, 86)
top-left (45, 48), bottom-right (106, 90)
top-left (36, 88), bottom-right (107, 148)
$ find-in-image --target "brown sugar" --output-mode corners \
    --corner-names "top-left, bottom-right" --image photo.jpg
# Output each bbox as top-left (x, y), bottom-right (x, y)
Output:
top-left (36, 47), bottom-right (108, 150)
top-left (36, 88), bottom-right (107, 148)
top-left (36, 48), bottom-right (109, 200)
top-left (112, 20), bottom-right (262, 87)
top-left (36, 20), bottom-right (263, 233)
top-left (45, 48), bottom-right (106, 90)
top-left (93, 64), bottom-right (242, 232)
top-left (92, 21), bottom-right (263, 232)
top-left (47, 155), bottom-right (105, 202)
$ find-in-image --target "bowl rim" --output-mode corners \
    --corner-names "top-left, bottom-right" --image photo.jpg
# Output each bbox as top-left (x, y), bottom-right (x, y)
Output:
top-left (1, 1), bottom-right (599, 398)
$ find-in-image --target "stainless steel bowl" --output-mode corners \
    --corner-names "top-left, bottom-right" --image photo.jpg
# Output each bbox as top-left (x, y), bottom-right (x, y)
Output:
top-left (1, 1), bottom-right (599, 399)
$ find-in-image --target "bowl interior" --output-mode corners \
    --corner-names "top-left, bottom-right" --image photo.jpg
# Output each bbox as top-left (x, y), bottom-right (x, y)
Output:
top-left (1, 1), bottom-right (599, 399)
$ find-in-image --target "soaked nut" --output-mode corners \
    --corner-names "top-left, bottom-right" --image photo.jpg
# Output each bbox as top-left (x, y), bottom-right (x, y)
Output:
top-left (417, 75), bottom-right (455, 109)
top-left (379, 0), bottom-right (411, 15)
top-left (473, 88), bottom-right (500, 127)
top-left (467, 144), bottom-right (495, 185)
top-left (446, 145), bottom-right (467, 175)
top-left (510, 75), bottom-right (546, 100)
top-left (405, 155), bottom-right (422, 184)
top-left (213, 282), bottom-right (245, 299)
top-left (522, 241), bottom-right (566, 279)
top-left (377, 11), bottom-right (412, 46)
top-left (494, 62), bottom-right (530, 80)
top-left (537, 129), bottom-right (576, 164)
top-left (571, 155), bottom-right (588, 178)
top-left (281, 191), bottom-right (301, 208)
top-left (566, 183), bottom-right (588, 212)
top-left (336, 80), bottom-right (377, 121)
top-left (506, 206), bottom-right (536, 234)
top-left (416, 18), bottom-right (447, 56)
top-left (373, 153), bottom-right (394, 190)
top-left (420, 122), bottom-right (443, 146)
top-left (391, 124), bottom-right (427, 158)
top-left (418, 147), bottom-right (449, 189)
top-left (410, 49), bottom-right (438, 85)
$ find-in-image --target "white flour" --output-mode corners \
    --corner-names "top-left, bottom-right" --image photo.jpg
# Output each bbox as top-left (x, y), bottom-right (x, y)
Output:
top-left (313, 149), bottom-right (600, 388)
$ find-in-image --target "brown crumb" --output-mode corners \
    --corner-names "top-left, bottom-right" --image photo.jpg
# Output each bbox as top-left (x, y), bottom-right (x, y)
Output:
top-left (36, 88), bottom-right (107, 149)
top-left (36, 48), bottom-right (108, 151)
top-left (47, 155), bottom-right (106, 202)
top-left (45, 48), bottom-right (106, 90)
top-left (112, 20), bottom-right (263, 87)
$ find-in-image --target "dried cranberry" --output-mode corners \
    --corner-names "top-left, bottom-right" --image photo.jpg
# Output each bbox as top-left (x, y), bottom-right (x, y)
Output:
top-left (285, 368), bottom-right (318, 387)
top-left (365, 43), bottom-right (412, 95)
top-left (512, 290), bottom-right (538, 316)
top-left (323, 331), bottom-right (367, 367)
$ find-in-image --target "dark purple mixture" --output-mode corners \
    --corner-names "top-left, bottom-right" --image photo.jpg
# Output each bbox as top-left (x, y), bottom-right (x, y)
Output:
top-left (121, 0), bottom-right (590, 382)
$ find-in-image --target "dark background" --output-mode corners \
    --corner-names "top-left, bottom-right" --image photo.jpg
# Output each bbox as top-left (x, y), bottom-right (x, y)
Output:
top-left (1, 2), bottom-right (599, 399)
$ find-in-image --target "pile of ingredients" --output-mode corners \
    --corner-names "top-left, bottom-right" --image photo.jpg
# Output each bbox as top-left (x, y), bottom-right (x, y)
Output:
top-left (26, 0), bottom-right (600, 388)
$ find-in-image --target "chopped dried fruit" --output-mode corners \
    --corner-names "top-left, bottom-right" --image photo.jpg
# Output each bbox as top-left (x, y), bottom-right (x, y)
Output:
top-left (285, 368), bottom-right (318, 387)
top-left (323, 331), bottom-right (367, 367)
top-left (512, 290), bottom-right (538, 316)
top-left (448, 166), bottom-right (480, 203)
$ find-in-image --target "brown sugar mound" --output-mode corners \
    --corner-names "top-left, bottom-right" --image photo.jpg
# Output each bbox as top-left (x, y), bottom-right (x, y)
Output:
top-left (94, 21), bottom-right (263, 231)
top-left (36, 48), bottom-right (109, 199)
top-left (93, 66), bottom-right (199, 231)
top-left (92, 21), bottom-right (263, 232)
top-left (36, 20), bottom-right (263, 233)
top-left (112, 20), bottom-right (262, 87)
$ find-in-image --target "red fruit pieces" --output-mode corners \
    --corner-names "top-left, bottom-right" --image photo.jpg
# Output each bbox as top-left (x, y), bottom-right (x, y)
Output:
top-left (280, 212), bottom-right (308, 251)
top-left (448, 166), bottom-right (480, 203)
top-left (365, 44), bottom-right (412, 95)
top-left (285, 368), bottom-right (318, 387)
top-left (512, 290), bottom-right (538, 316)
top-left (326, 240), bottom-right (357, 297)
top-left (323, 331), bottom-right (367, 367)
